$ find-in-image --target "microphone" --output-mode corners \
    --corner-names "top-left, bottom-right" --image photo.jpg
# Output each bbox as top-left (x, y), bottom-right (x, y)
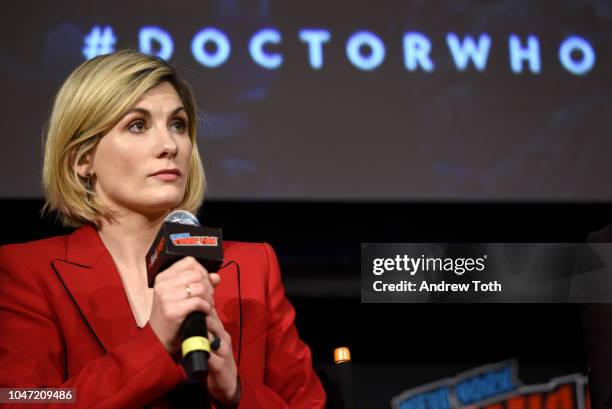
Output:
top-left (146, 210), bottom-right (224, 380)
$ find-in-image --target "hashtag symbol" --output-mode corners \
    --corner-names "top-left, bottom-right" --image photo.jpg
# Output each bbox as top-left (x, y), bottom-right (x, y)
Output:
top-left (82, 26), bottom-right (117, 60)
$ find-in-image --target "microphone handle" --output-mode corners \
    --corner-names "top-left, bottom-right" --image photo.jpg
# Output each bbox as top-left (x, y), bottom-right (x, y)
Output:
top-left (180, 311), bottom-right (210, 380)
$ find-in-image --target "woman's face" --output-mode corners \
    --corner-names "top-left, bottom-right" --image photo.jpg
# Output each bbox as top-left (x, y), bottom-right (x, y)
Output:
top-left (89, 82), bottom-right (193, 217)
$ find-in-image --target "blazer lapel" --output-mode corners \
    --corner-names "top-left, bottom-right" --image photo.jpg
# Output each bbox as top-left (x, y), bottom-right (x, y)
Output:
top-left (51, 225), bottom-right (139, 352)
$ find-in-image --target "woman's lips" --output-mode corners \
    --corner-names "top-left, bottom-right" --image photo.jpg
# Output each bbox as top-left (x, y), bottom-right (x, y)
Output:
top-left (152, 172), bottom-right (180, 181)
top-left (150, 168), bottom-right (181, 181)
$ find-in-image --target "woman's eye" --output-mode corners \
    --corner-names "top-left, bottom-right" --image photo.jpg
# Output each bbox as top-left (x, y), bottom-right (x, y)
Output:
top-left (172, 120), bottom-right (188, 133)
top-left (128, 120), bottom-right (146, 133)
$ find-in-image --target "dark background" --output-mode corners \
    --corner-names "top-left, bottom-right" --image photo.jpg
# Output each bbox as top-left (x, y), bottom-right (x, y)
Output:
top-left (1, 0), bottom-right (612, 200)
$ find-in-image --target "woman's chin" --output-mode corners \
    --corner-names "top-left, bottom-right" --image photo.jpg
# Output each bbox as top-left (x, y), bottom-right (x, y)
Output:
top-left (136, 196), bottom-right (184, 216)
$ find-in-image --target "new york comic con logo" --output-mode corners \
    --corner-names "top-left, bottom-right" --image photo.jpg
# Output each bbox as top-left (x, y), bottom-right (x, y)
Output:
top-left (169, 233), bottom-right (218, 246)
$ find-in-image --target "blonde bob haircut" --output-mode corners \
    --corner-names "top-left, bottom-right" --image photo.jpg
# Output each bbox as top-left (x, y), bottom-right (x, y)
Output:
top-left (42, 50), bottom-right (205, 228)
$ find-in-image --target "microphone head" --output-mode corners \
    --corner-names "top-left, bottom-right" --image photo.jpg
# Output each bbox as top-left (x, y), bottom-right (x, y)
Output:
top-left (165, 209), bottom-right (201, 227)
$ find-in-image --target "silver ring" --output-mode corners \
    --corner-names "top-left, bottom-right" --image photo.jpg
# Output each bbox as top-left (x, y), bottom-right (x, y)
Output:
top-left (185, 284), bottom-right (192, 297)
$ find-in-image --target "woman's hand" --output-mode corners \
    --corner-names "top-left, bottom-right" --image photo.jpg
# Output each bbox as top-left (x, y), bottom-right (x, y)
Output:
top-left (148, 256), bottom-right (241, 406)
top-left (206, 306), bottom-right (242, 407)
top-left (148, 256), bottom-right (219, 353)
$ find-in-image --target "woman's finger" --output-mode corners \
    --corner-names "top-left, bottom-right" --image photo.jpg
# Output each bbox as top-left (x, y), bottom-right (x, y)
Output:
top-left (205, 314), bottom-right (231, 352)
top-left (156, 257), bottom-right (210, 283)
top-left (169, 282), bottom-right (211, 302)
top-left (155, 270), bottom-right (199, 289)
top-left (172, 297), bottom-right (213, 319)
top-left (209, 272), bottom-right (221, 287)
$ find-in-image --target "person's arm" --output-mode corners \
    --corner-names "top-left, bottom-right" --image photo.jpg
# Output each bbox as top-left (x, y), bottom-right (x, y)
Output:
top-left (235, 243), bottom-right (326, 408)
top-left (0, 245), bottom-right (185, 409)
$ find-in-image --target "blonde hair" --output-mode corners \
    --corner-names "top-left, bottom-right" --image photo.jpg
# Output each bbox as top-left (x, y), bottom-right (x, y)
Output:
top-left (42, 50), bottom-right (205, 227)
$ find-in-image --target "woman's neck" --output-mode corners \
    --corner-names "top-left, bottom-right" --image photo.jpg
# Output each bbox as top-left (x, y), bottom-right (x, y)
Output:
top-left (97, 211), bottom-right (167, 284)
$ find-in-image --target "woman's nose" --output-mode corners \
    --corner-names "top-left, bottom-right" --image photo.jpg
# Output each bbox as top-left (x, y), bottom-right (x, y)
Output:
top-left (155, 126), bottom-right (179, 158)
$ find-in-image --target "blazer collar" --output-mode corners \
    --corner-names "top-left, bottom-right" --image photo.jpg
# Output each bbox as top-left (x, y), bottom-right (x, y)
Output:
top-left (52, 224), bottom-right (140, 352)
top-left (65, 224), bottom-right (107, 267)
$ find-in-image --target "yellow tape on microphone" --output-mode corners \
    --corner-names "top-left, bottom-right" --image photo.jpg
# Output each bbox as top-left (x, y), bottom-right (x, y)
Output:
top-left (182, 336), bottom-right (211, 356)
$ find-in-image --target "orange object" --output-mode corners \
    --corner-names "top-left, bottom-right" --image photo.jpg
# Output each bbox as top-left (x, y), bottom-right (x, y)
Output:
top-left (334, 347), bottom-right (351, 364)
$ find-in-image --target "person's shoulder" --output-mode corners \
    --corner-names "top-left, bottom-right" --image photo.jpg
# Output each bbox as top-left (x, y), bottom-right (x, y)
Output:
top-left (223, 240), bottom-right (274, 257)
top-left (0, 233), bottom-right (73, 297)
top-left (0, 233), bottom-right (70, 265)
top-left (223, 240), bottom-right (277, 267)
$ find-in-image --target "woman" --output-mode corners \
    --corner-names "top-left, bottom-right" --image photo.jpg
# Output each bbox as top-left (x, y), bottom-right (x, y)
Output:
top-left (0, 50), bottom-right (325, 408)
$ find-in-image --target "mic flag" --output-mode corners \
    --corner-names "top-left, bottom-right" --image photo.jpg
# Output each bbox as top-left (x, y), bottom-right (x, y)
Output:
top-left (146, 210), bottom-right (223, 287)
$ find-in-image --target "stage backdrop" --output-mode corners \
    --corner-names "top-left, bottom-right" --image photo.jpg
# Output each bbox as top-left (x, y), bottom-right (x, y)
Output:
top-left (1, 0), bottom-right (611, 201)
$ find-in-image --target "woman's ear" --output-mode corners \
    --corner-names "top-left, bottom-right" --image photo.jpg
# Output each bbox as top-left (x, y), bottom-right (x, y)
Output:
top-left (73, 152), bottom-right (94, 178)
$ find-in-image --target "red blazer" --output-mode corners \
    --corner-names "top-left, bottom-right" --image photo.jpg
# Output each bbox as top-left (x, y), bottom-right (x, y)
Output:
top-left (0, 225), bottom-right (325, 408)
